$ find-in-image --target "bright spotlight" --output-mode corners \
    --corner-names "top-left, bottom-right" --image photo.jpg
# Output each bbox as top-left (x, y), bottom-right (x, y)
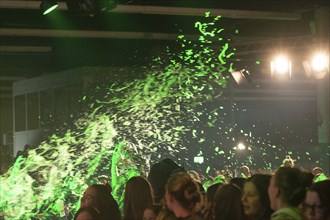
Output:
top-left (274, 57), bottom-right (289, 74)
top-left (271, 55), bottom-right (292, 78)
top-left (311, 53), bottom-right (328, 72)
top-left (303, 52), bottom-right (329, 79)
top-left (237, 142), bottom-right (246, 150)
top-left (40, 0), bottom-right (58, 15)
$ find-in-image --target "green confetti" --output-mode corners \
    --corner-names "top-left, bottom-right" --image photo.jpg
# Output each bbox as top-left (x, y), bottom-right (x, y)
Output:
top-left (0, 12), bottom-right (249, 219)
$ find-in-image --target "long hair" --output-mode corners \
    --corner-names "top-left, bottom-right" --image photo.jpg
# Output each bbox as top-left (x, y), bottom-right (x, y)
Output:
top-left (88, 184), bottom-right (121, 220)
top-left (214, 183), bottom-right (245, 220)
top-left (148, 158), bottom-right (185, 203)
top-left (206, 182), bottom-right (223, 203)
top-left (166, 172), bottom-right (201, 213)
top-left (123, 176), bottom-right (154, 220)
top-left (245, 174), bottom-right (273, 220)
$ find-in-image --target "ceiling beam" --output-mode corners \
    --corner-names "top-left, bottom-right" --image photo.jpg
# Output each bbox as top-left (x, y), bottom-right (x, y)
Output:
top-left (0, 76), bottom-right (26, 81)
top-left (0, 46), bottom-right (52, 52)
top-left (0, 1), bottom-right (302, 20)
top-left (0, 28), bottom-right (193, 40)
top-left (115, 5), bottom-right (302, 20)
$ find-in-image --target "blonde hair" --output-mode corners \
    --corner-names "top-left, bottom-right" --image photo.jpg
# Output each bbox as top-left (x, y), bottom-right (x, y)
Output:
top-left (166, 172), bottom-right (201, 211)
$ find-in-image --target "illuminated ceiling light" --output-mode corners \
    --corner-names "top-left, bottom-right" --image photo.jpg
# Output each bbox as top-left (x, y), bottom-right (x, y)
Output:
top-left (311, 53), bottom-right (328, 72)
top-left (237, 142), bottom-right (246, 150)
top-left (303, 52), bottom-right (329, 79)
top-left (271, 55), bottom-right (292, 78)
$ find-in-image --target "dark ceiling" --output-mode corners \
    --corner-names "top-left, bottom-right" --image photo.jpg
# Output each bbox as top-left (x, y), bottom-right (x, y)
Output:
top-left (0, 0), bottom-right (329, 99)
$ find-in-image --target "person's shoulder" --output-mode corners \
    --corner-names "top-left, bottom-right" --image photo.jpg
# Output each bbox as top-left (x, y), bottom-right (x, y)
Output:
top-left (271, 207), bottom-right (303, 220)
top-left (191, 214), bottom-right (206, 220)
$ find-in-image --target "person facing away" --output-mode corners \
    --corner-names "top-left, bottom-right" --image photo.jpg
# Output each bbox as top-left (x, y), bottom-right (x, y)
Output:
top-left (268, 167), bottom-right (306, 220)
top-left (241, 174), bottom-right (273, 220)
top-left (148, 158), bottom-right (186, 203)
top-left (80, 184), bottom-right (121, 220)
top-left (165, 172), bottom-right (204, 220)
top-left (303, 179), bottom-right (330, 220)
top-left (213, 183), bottom-right (246, 220)
top-left (123, 176), bottom-right (154, 220)
top-left (206, 182), bottom-right (223, 204)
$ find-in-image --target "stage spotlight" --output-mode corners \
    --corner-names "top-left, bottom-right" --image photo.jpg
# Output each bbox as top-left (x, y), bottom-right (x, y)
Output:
top-left (40, 0), bottom-right (58, 15)
top-left (311, 53), bottom-right (328, 72)
top-left (231, 69), bottom-right (251, 85)
top-left (303, 52), bottom-right (329, 79)
top-left (231, 71), bottom-right (244, 84)
top-left (271, 55), bottom-right (292, 78)
top-left (237, 142), bottom-right (246, 150)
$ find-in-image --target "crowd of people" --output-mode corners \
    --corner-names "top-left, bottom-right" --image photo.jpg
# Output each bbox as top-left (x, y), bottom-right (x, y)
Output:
top-left (72, 157), bottom-right (329, 220)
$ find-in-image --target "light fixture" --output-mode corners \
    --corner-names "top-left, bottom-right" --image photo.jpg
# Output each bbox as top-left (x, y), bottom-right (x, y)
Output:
top-left (231, 69), bottom-right (251, 85)
top-left (231, 71), bottom-right (244, 85)
top-left (303, 52), bottom-right (329, 79)
top-left (311, 53), bottom-right (328, 72)
top-left (270, 55), bottom-right (292, 78)
top-left (40, 0), bottom-right (58, 15)
top-left (237, 142), bottom-right (246, 150)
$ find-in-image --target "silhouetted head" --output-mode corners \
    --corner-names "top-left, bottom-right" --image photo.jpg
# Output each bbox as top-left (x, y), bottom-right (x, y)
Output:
top-left (81, 184), bottom-right (121, 220)
top-left (124, 176), bottom-right (154, 220)
top-left (148, 158), bottom-right (185, 203)
top-left (214, 183), bottom-right (245, 220)
top-left (268, 167), bottom-right (306, 211)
